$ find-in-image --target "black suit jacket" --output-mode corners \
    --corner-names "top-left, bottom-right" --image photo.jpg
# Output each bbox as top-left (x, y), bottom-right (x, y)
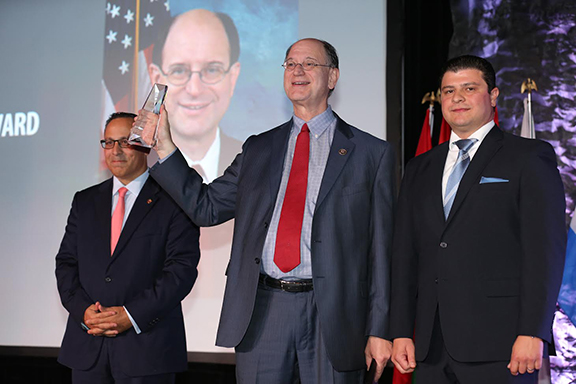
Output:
top-left (55, 176), bottom-right (200, 376)
top-left (151, 114), bottom-right (396, 371)
top-left (390, 127), bottom-right (566, 362)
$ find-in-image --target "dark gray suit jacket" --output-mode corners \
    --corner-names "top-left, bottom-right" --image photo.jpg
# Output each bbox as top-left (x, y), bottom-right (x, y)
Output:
top-left (150, 113), bottom-right (395, 371)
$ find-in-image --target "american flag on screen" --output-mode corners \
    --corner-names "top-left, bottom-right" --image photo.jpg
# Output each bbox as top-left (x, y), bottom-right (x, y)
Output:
top-left (101, 0), bottom-right (171, 132)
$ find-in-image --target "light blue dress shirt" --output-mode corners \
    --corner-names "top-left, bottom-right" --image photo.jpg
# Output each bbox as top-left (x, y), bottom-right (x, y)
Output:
top-left (261, 106), bottom-right (337, 280)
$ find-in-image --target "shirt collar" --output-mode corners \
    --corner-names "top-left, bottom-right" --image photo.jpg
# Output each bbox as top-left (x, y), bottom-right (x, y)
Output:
top-left (113, 169), bottom-right (149, 196)
top-left (449, 120), bottom-right (495, 151)
top-left (181, 128), bottom-right (220, 182)
top-left (292, 105), bottom-right (336, 138)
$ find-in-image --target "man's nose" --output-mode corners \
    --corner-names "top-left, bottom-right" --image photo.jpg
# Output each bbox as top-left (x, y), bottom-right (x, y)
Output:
top-left (452, 89), bottom-right (465, 102)
top-left (293, 63), bottom-right (306, 75)
top-left (112, 142), bottom-right (124, 154)
top-left (184, 71), bottom-right (206, 95)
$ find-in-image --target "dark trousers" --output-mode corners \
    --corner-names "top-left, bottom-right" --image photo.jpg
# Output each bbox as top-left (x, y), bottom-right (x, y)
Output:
top-left (72, 338), bottom-right (176, 384)
top-left (235, 284), bottom-right (365, 384)
top-left (416, 311), bottom-right (538, 384)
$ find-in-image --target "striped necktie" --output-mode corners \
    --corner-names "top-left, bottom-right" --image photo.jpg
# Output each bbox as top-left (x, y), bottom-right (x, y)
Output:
top-left (444, 139), bottom-right (477, 219)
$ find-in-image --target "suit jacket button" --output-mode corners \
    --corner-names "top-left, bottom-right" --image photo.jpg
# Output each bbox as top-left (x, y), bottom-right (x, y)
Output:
top-left (254, 258), bottom-right (261, 264)
top-left (440, 242), bottom-right (448, 248)
top-left (105, 277), bottom-right (112, 283)
top-left (435, 279), bottom-right (438, 284)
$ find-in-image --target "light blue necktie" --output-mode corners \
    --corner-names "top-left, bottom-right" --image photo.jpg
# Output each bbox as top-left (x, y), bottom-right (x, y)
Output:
top-left (444, 138), bottom-right (477, 219)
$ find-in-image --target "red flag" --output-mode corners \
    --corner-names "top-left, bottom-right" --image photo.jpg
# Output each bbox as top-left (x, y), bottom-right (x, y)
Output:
top-left (415, 107), bottom-right (433, 156)
top-left (494, 106), bottom-right (499, 125)
top-left (439, 117), bottom-right (451, 144)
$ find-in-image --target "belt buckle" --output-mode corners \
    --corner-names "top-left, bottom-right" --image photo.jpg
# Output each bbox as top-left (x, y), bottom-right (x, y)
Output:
top-left (281, 280), bottom-right (301, 293)
top-left (279, 280), bottom-right (291, 292)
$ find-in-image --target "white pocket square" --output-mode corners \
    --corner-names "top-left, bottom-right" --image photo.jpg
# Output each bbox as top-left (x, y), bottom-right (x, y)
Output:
top-left (480, 176), bottom-right (509, 184)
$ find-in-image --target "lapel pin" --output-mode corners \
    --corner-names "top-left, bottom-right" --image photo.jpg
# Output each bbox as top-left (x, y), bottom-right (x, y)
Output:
top-left (338, 148), bottom-right (347, 155)
top-left (147, 199), bottom-right (152, 204)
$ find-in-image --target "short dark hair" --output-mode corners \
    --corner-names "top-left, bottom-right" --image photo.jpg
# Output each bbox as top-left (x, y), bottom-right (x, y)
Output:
top-left (105, 112), bottom-right (137, 129)
top-left (285, 38), bottom-right (339, 97)
top-left (152, 11), bottom-right (240, 68)
top-left (439, 55), bottom-right (496, 92)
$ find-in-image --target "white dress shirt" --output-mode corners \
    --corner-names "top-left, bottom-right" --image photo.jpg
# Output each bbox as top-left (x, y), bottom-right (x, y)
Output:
top-left (181, 128), bottom-right (221, 183)
top-left (442, 121), bottom-right (495, 203)
top-left (112, 169), bottom-right (149, 334)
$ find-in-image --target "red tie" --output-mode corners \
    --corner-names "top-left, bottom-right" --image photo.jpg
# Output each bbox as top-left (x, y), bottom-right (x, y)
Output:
top-left (274, 124), bottom-right (310, 272)
top-left (111, 187), bottom-right (128, 254)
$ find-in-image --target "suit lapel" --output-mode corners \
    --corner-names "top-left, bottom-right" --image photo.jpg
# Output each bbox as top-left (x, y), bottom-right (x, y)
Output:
top-left (269, 120), bottom-right (292, 200)
top-left (110, 177), bottom-right (160, 260)
top-left (316, 116), bottom-right (355, 209)
top-left (445, 127), bottom-right (503, 223)
top-left (428, 143), bottom-right (449, 224)
top-left (94, 179), bottom-right (113, 257)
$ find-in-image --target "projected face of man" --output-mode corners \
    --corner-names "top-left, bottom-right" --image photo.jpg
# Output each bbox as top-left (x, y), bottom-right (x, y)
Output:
top-left (150, 10), bottom-right (240, 151)
top-left (104, 118), bottom-right (148, 185)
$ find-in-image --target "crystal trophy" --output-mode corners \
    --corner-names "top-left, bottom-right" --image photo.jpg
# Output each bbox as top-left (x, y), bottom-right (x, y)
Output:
top-left (128, 83), bottom-right (168, 148)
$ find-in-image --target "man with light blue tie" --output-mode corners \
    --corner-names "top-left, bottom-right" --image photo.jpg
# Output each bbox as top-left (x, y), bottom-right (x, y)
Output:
top-left (390, 55), bottom-right (566, 384)
top-left (137, 38), bottom-right (396, 383)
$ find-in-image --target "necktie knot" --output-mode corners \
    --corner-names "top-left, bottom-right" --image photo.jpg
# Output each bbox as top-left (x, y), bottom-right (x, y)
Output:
top-left (300, 123), bottom-right (310, 133)
top-left (118, 187), bottom-right (128, 198)
top-left (454, 138), bottom-right (477, 153)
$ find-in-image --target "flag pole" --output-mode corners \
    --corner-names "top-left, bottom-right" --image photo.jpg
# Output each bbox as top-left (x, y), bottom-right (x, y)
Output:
top-left (521, 78), bottom-right (538, 138)
top-left (133, 0), bottom-right (141, 112)
top-left (421, 91), bottom-right (440, 137)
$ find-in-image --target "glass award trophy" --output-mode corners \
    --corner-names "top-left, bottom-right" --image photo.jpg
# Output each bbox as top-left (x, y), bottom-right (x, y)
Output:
top-left (128, 83), bottom-right (168, 148)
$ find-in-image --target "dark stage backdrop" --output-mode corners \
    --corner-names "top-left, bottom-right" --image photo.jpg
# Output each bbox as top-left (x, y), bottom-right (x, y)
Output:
top-left (402, 1), bottom-right (576, 381)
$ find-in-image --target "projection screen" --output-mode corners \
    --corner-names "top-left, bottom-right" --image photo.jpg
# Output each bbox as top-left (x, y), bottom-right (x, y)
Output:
top-left (0, 0), bottom-right (386, 357)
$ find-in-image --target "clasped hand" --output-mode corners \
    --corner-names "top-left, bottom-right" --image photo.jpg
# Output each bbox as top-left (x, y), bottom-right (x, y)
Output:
top-left (83, 302), bottom-right (132, 337)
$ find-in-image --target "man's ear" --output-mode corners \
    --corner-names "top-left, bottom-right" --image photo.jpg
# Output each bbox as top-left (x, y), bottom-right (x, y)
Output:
top-left (328, 67), bottom-right (340, 91)
top-left (490, 87), bottom-right (500, 108)
top-left (227, 61), bottom-right (241, 97)
top-left (149, 63), bottom-right (163, 84)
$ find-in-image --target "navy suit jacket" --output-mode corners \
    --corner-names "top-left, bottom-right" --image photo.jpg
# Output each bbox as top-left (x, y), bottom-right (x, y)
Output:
top-left (56, 176), bottom-right (200, 376)
top-left (390, 127), bottom-right (566, 362)
top-left (150, 113), bottom-right (396, 371)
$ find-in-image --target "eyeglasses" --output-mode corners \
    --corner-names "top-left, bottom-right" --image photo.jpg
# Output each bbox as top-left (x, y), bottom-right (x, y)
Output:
top-left (158, 64), bottom-right (231, 86)
top-left (282, 59), bottom-right (333, 71)
top-left (100, 138), bottom-right (131, 149)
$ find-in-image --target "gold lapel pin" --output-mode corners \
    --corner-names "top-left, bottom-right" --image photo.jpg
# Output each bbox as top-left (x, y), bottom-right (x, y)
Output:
top-left (338, 148), bottom-right (347, 155)
top-left (147, 199), bottom-right (152, 204)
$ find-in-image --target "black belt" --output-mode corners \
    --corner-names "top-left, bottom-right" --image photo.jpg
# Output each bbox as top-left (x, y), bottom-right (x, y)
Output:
top-left (259, 274), bottom-right (313, 293)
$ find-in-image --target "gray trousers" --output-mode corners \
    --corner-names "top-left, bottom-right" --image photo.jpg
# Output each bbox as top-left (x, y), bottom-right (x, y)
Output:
top-left (235, 283), bottom-right (365, 384)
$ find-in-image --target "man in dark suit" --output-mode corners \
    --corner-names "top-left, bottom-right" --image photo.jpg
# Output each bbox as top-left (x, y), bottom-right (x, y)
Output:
top-left (390, 55), bottom-right (566, 383)
top-left (138, 38), bottom-right (395, 383)
top-left (55, 112), bottom-right (200, 383)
